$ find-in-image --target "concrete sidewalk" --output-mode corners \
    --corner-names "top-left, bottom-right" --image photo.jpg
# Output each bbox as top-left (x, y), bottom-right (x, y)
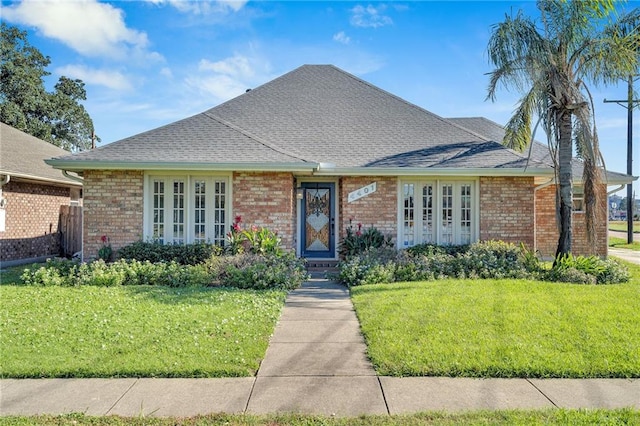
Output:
top-left (1, 279), bottom-right (639, 417)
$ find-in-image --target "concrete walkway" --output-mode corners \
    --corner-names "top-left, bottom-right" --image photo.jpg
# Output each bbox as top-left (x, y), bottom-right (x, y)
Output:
top-left (1, 279), bottom-right (639, 417)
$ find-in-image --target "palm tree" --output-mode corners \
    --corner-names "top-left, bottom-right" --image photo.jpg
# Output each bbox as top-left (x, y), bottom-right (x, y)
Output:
top-left (486, 0), bottom-right (639, 259)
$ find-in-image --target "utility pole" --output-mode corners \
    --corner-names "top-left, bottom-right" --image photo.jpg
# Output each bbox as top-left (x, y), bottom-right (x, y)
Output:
top-left (604, 75), bottom-right (639, 244)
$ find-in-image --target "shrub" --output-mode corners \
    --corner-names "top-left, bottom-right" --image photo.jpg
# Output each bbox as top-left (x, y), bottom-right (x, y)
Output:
top-left (458, 240), bottom-right (537, 279)
top-left (20, 258), bottom-right (215, 288)
top-left (338, 247), bottom-right (397, 286)
top-left (406, 243), bottom-right (468, 257)
top-left (337, 240), bottom-right (541, 286)
top-left (210, 253), bottom-right (307, 290)
top-left (549, 254), bottom-right (629, 284)
top-left (226, 216), bottom-right (284, 256)
top-left (339, 221), bottom-right (393, 258)
top-left (117, 241), bottom-right (222, 265)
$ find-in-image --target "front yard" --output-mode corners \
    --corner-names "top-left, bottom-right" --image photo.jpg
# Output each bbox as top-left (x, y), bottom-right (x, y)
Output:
top-left (351, 261), bottom-right (640, 378)
top-left (0, 284), bottom-right (285, 378)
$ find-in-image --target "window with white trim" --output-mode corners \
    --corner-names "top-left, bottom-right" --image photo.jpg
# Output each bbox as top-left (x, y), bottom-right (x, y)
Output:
top-left (399, 180), bottom-right (476, 247)
top-left (146, 175), bottom-right (229, 246)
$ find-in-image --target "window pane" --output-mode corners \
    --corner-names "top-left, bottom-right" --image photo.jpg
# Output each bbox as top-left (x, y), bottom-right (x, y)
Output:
top-left (460, 184), bottom-right (472, 244)
top-left (153, 179), bottom-right (165, 243)
top-left (213, 180), bottom-right (227, 246)
top-left (173, 180), bottom-right (185, 244)
top-left (441, 184), bottom-right (453, 245)
top-left (403, 184), bottom-right (415, 247)
top-left (422, 184), bottom-right (433, 244)
top-left (194, 180), bottom-right (206, 242)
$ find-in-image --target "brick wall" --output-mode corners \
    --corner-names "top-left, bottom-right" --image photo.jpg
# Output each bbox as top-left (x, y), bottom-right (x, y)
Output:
top-left (82, 170), bottom-right (144, 260)
top-left (479, 176), bottom-right (535, 248)
top-left (535, 185), bottom-right (608, 257)
top-left (233, 172), bottom-right (296, 250)
top-left (0, 180), bottom-right (70, 262)
top-left (339, 176), bottom-right (397, 244)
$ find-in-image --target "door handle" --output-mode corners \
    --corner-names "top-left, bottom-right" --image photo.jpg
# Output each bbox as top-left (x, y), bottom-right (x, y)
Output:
top-left (331, 217), bottom-right (335, 236)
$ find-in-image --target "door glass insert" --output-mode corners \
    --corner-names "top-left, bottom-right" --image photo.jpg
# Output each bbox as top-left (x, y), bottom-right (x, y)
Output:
top-left (305, 187), bottom-right (330, 251)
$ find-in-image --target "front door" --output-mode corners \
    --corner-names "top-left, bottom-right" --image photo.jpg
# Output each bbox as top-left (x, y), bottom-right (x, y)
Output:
top-left (301, 182), bottom-right (335, 258)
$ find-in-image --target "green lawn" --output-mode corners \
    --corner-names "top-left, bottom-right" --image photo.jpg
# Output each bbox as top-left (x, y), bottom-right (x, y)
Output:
top-left (2, 409), bottom-right (638, 425)
top-left (609, 220), bottom-right (640, 233)
top-left (0, 285), bottom-right (285, 378)
top-left (609, 236), bottom-right (640, 251)
top-left (351, 262), bottom-right (640, 378)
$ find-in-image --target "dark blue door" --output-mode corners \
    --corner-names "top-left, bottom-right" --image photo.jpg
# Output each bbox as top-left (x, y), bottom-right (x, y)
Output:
top-left (301, 182), bottom-right (335, 258)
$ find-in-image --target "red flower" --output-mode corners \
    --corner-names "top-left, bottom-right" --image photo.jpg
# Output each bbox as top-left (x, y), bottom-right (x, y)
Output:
top-left (357, 223), bottom-right (362, 230)
top-left (234, 215), bottom-right (242, 224)
top-left (100, 235), bottom-right (108, 243)
top-left (233, 223), bottom-right (241, 232)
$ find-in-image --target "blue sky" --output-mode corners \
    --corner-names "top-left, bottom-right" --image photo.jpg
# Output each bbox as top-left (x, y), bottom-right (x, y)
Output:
top-left (2, 0), bottom-right (638, 196)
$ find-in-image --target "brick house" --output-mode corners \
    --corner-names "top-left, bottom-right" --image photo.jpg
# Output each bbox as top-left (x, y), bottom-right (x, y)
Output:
top-left (45, 65), bottom-right (632, 261)
top-left (1, 123), bottom-right (82, 265)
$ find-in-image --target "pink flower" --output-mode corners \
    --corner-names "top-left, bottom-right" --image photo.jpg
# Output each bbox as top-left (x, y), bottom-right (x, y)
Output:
top-left (356, 231), bottom-right (362, 237)
top-left (233, 223), bottom-right (241, 232)
top-left (251, 225), bottom-right (258, 232)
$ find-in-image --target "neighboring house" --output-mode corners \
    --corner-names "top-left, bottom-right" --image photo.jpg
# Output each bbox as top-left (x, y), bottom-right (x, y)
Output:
top-left (45, 65), bottom-right (633, 261)
top-left (1, 123), bottom-right (83, 265)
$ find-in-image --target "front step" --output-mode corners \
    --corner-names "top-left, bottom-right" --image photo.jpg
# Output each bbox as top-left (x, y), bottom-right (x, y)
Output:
top-left (306, 260), bottom-right (339, 279)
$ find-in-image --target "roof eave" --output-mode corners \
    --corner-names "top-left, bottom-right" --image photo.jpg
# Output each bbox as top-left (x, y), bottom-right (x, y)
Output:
top-left (0, 170), bottom-right (83, 188)
top-left (45, 160), bottom-right (320, 173)
top-left (314, 166), bottom-right (555, 177)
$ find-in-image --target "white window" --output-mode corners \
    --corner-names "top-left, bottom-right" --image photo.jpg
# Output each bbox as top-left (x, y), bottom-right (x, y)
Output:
top-left (146, 174), bottom-right (230, 246)
top-left (399, 180), bottom-right (477, 247)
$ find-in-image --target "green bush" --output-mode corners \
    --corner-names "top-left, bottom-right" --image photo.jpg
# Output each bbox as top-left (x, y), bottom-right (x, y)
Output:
top-left (210, 253), bottom-right (307, 290)
top-left (117, 241), bottom-right (222, 265)
top-left (339, 222), bottom-right (393, 259)
top-left (549, 254), bottom-right (629, 284)
top-left (458, 240), bottom-right (537, 279)
top-left (21, 259), bottom-right (215, 288)
top-left (226, 216), bottom-right (284, 256)
top-left (338, 247), bottom-right (397, 286)
top-left (338, 241), bottom-right (541, 286)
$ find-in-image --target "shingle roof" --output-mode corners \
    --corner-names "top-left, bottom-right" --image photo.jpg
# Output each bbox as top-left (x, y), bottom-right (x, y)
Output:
top-left (48, 65), bottom-right (550, 174)
top-left (0, 123), bottom-right (82, 186)
top-left (448, 117), bottom-right (634, 185)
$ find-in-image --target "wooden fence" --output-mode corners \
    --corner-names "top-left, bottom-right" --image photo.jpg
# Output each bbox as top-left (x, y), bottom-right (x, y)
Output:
top-left (59, 205), bottom-right (82, 257)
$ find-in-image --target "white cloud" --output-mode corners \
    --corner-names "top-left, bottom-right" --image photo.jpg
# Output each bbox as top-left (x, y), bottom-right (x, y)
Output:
top-left (160, 67), bottom-right (174, 79)
top-left (145, 0), bottom-right (248, 14)
top-left (185, 54), bottom-right (271, 103)
top-left (333, 31), bottom-right (351, 45)
top-left (55, 64), bottom-right (133, 91)
top-left (350, 4), bottom-right (393, 28)
top-left (2, 0), bottom-right (156, 60)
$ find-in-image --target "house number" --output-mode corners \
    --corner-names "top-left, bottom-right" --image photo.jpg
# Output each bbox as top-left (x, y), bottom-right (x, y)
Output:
top-left (348, 182), bottom-right (377, 203)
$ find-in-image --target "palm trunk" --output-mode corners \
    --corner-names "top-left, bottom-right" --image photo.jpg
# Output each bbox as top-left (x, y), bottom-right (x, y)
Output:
top-left (554, 109), bottom-right (573, 262)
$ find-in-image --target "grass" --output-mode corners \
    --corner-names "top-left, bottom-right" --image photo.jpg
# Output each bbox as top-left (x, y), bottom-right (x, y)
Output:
top-left (609, 220), bottom-right (640, 233)
top-left (609, 236), bottom-right (640, 251)
top-left (0, 284), bottom-right (285, 378)
top-left (351, 261), bottom-right (640, 378)
top-left (1, 409), bottom-right (638, 425)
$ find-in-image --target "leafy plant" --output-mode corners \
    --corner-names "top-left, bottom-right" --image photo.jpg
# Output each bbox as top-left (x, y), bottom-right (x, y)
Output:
top-left (226, 216), bottom-right (284, 256)
top-left (97, 235), bottom-right (112, 262)
top-left (549, 254), bottom-right (629, 284)
top-left (339, 220), bottom-right (393, 259)
top-left (117, 240), bottom-right (222, 265)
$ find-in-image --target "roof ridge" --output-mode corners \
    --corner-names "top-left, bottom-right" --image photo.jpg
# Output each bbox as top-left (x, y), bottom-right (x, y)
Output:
top-left (202, 111), bottom-right (312, 163)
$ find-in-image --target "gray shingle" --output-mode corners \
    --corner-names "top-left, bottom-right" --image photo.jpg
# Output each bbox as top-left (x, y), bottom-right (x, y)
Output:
top-left (50, 65), bottom-right (551, 172)
top-left (448, 116), bottom-right (632, 184)
top-left (0, 123), bottom-right (81, 186)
